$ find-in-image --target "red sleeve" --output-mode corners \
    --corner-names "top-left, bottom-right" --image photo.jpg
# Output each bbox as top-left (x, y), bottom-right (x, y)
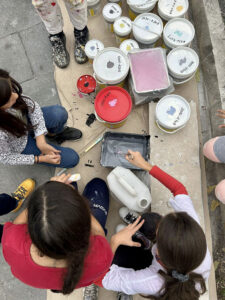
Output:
top-left (149, 166), bottom-right (188, 196)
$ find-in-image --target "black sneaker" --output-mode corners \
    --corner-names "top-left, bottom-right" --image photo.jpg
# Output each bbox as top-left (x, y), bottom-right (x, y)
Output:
top-left (49, 127), bottom-right (82, 144)
top-left (119, 207), bottom-right (139, 224)
top-left (117, 292), bottom-right (133, 300)
top-left (49, 32), bottom-right (70, 68)
top-left (74, 27), bottom-right (89, 64)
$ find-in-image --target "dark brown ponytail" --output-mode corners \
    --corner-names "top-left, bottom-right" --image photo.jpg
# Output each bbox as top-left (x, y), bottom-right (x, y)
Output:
top-left (28, 182), bottom-right (91, 294)
top-left (145, 212), bottom-right (207, 300)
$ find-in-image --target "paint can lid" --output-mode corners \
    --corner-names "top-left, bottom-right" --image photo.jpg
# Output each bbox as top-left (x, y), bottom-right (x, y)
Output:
top-left (156, 94), bottom-right (190, 129)
top-left (133, 13), bottom-right (163, 44)
top-left (167, 46), bottom-right (199, 78)
top-left (158, 0), bottom-right (189, 20)
top-left (102, 3), bottom-right (122, 22)
top-left (113, 17), bottom-right (132, 37)
top-left (93, 47), bottom-right (129, 84)
top-left (120, 39), bottom-right (139, 55)
top-left (129, 0), bottom-right (157, 12)
top-left (163, 18), bottom-right (195, 48)
top-left (95, 86), bottom-right (132, 123)
top-left (85, 39), bottom-right (104, 59)
top-left (77, 75), bottom-right (96, 94)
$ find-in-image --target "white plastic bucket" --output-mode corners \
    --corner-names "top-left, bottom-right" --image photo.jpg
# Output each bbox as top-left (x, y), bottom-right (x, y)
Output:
top-left (127, 0), bottom-right (157, 21)
top-left (155, 94), bottom-right (191, 133)
top-left (167, 46), bottom-right (199, 79)
top-left (133, 13), bottom-right (163, 48)
top-left (93, 47), bottom-right (130, 88)
top-left (102, 3), bottom-right (122, 32)
top-left (163, 18), bottom-right (195, 49)
top-left (158, 0), bottom-right (189, 21)
top-left (120, 39), bottom-right (139, 55)
top-left (113, 17), bottom-right (132, 45)
top-left (87, 0), bottom-right (101, 16)
top-left (85, 39), bottom-right (104, 63)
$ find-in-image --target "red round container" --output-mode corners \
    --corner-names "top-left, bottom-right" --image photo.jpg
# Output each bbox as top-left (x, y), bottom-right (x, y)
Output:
top-left (94, 86), bottom-right (132, 128)
top-left (77, 75), bottom-right (96, 100)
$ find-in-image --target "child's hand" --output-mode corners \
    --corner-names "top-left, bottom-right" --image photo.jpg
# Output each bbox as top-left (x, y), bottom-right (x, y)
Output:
top-left (50, 173), bottom-right (72, 185)
top-left (110, 217), bottom-right (145, 253)
top-left (126, 150), bottom-right (152, 172)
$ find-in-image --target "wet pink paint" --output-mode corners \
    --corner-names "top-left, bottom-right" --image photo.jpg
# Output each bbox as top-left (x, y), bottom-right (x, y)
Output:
top-left (130, 49), bottom-right (169, 93)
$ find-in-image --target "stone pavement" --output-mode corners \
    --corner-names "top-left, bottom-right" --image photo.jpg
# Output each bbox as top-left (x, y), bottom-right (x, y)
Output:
top-left (0, 0), bottom-right (61, 299)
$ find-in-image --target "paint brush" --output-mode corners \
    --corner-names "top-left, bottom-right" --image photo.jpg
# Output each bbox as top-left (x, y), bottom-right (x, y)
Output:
top-left (84, 135), bottom-right (103, 153)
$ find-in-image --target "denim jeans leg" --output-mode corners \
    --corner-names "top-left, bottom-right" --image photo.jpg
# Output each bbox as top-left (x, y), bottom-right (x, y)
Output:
top-left (83, 178), bottom-right (109, 234)
top-left (0, 193), bottom-right (17, 215)
top-left (41, 105), bottom-right (68, 134)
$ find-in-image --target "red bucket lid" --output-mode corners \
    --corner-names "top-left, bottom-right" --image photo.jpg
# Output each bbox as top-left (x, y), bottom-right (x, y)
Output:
top-left (95, 86), bottom-right (132, 123)
top-left (77, 75), bottom-right (96, 94)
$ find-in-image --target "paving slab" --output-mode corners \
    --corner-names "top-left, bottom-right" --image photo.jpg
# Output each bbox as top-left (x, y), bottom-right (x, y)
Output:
top-left (20, 22), bottom-right (54, 76)
top-left (0, 0), bottom-right (41, 38)
top-left (0, 33), bottom-right (33, 83)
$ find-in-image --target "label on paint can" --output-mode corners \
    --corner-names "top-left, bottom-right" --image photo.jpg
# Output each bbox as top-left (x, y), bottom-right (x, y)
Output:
top-left (85, 39), bottom-right (104, 60)
top-left (102, 3), bottom-right (122, 23)
top-left (158, 0), bottom-right (189, 19)
top-left (120, 39), bottom-right (139, 55)
top-left (114, 17), bottom-right (132, 37)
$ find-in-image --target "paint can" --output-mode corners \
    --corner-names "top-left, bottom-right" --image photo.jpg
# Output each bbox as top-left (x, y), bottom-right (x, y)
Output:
top-left (93, 47), bottom-right (130, 88)
top-left (77, 75), bottom-right (97, 101)
top-left (87, 0), bottom-right (101, 16)
top-left (163, 18), bottom-right (195, 49)
top-left (102, 3), bottom-right (122, 33)
top-left (155, 94), bottom-right (191, 133)
top-left (108, 0), bottom-right (122, 7)
top-left (120, 39), bottom-right (139, 55)
top-left (94, 86), bottom-right (132, 128)
top-left (132, 13), bottom-right (163, 48)
top-left (85, 39), bottom-right (104, 64)
top-left (167, 46), bottom-right (199, 80)
top-left (113, 17), bottom-right (132, 45)
top-left (158, 0), bottom-right (189, 21)
top-left (128, 0), bottom-right (157, 21)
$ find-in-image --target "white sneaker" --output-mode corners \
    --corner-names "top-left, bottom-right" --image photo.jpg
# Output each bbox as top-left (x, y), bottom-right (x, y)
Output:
top-left (119, 207), bottom-right (139, 224)
top-left (83, 284), bottom-right (98, 300)
top-left (116, 224), bottom-right (126, 233)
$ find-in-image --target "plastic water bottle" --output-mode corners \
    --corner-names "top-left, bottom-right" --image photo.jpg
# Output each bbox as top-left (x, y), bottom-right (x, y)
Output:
top-left (107, 166), bottom-right (152, 212)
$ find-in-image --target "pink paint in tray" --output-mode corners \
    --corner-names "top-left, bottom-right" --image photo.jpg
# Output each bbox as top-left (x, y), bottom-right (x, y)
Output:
top-left (129, 48), bottom-right (170, 94)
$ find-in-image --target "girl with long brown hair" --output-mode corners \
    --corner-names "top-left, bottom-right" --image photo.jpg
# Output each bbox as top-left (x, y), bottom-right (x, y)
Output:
top-left (0, 69), bottom-right (82, 168)
top-left (103, 151), bottom-right (212, 300)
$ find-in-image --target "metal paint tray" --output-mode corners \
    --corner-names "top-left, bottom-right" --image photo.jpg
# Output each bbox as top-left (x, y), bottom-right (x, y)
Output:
top-left (100, 132), bottom-right (150, 170)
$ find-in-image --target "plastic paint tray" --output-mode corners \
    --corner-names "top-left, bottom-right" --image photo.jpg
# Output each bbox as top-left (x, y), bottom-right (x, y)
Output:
top-left (100, 132), bottom-right (150, 169)
top-left (129, 48), bottom-right (170, 94)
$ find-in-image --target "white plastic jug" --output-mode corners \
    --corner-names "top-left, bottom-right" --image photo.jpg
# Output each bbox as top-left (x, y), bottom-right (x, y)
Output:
top-left (107, 166), bottom-right (152, 212)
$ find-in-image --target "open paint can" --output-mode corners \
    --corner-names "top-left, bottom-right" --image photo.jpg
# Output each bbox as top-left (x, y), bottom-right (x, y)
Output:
top-left (158, 0), bottom-right (189, 21)
top-left (102, 3), bottom-right (122, 32)
top-left (167, 46), bottom-right (199, 80)
top-left (155, 94), bottom-right (191, 133)
top-left (77, 75), bottom-right (97, 101)
top-left (113, 17), bottom-right (132, 45)
top-left (120, 39), bottom-right (139, 55)
top-left (93, 47), bottom-right (130, 88)
top-left (163, 18), bottom-right (195, 49)
top-left (85, 39), bottom-right (104, 63)
top-left (128, 0), bottom-right (157, 21)
top-left (94, 86), bottom-right (132, 128)
top-left (87, 0), bottom-right (101, 16)
top-left (133, 13), bottom-right (163, 48)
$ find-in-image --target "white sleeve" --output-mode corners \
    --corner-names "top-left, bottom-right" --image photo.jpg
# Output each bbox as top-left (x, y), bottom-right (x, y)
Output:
top-left (102, 263), bottom-right (164, 295)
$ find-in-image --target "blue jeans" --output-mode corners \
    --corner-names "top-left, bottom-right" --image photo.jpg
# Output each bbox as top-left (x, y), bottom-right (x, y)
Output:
top-left (0, 193), bottom-right (17, 242)
top-left (22, 105), bottom-right (79, 168)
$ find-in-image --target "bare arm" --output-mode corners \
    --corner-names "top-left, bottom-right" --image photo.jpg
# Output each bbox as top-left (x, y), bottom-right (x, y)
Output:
top-left (13, 209), bottom-right (28, 224)
top-left (91, 215), bottom-right (105, 237)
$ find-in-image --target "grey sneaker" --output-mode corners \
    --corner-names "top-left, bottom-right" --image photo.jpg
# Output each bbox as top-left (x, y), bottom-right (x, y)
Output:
top-left (83, 284), bottom-right (98, 300)
top-left (117, 292), bottom-right (133, 300)
top-left (49, 32), bottom-right (70, 68)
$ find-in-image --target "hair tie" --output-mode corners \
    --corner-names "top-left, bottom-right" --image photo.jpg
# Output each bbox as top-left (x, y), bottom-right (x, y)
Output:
top-left (172, 270), bottom-right (189, 282)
